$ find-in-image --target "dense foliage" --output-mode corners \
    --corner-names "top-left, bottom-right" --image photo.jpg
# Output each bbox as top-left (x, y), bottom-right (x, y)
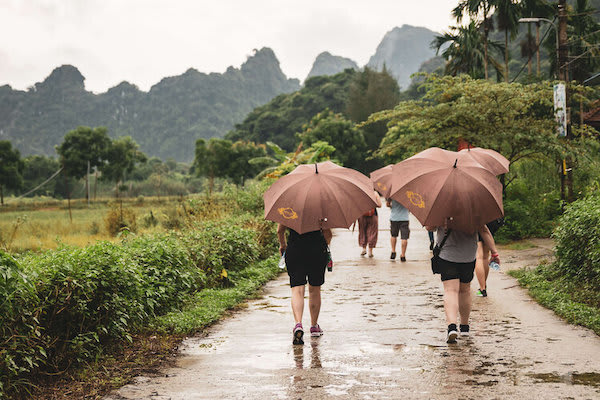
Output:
top-left (0, 181), bottom-right (279, 397)
top-left (0, 48), bottom-right (299, 162)
top-left (553, 193), bottom-right (600, 289)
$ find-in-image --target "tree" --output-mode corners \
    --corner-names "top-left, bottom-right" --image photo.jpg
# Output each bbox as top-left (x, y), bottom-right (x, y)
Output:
top-left (0, 141), bottom-right (23, 205)
top-left (367, 75), bottom-right (597, 190)
top-left (21, 155), bottom-right (60, 197)
top-left (297, 109), bottom-right (367, 171)
top-left (453, 0), bottom-right (496, 79)
top-left (101, 136), bottom-right (147, 197)
top-left (56, 126), bottom-right (112, 201)
top-left (567, 0), bottom-right (600, 83)
top-left (193, 138), bottom-right (267, 191)
top-left (433, 22), bottom-right (505, 79)
top-left (496, 0), bottom-right (521, 81)
top-left (520, 0), bottom-right (554, 76)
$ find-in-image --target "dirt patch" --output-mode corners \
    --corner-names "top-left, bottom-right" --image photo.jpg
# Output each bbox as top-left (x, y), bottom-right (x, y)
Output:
top-left (498, 238), bottom-right (555, 272)
top-left (29, 333), bottom-right (183, 400)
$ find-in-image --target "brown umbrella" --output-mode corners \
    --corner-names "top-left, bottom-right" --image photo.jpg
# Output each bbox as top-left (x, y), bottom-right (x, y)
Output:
top-left (264, 161), bottom-right (379, 234)
top-left (370, 165), bottom-right (393, 197)
top-left (458, 147), bottom-right (510, 175)
top-left (389, 147), bottom-right (503, 234)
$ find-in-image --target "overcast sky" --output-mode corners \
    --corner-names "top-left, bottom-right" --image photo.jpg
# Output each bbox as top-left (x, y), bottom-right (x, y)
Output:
top-left (1, 0), bottom-right (459, 93)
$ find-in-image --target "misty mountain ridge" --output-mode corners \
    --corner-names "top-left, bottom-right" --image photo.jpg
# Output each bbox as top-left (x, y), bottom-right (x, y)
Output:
top-left (0, 48), bottom-right (299, 162)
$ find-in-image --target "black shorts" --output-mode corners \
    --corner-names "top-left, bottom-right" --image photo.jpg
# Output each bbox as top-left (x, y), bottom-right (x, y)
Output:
top-left (390, 220), bottom-right (410, 239)
top-left (285, 233), bottom-right (328, 287)
top-left (437, 257), bottom-right (476, 283)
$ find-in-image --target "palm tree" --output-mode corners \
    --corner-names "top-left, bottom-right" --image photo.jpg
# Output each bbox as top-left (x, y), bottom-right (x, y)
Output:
top-left (567, 0), bottom-right (600, 83)
top-left (433, 21), bottom-right (504, 79)
top-left (453, 0), bottom-right (496, 79)
top-left (520, 0), bottom-right (554, 76)
top-left (496, 0), bottom-right (521, 81)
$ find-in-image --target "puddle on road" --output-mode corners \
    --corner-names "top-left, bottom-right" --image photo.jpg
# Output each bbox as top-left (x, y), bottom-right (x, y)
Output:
top-left (527, 372), bottom-right (600, 387)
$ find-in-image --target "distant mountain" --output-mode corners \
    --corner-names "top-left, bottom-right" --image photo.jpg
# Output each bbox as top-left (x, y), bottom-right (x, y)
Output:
top-left (0, 48), bottom-right (300, 162)
top-left (367, 24), bottom-right (438, 90)
top-left (306, 52), bottom-right (359, 79)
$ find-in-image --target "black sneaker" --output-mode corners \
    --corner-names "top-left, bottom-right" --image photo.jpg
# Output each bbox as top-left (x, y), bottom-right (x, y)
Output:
top-left (476, 288), bottom-right (487, 297)
top-left (446, 324), bottom-right (458, 343)
top-left (400, 256), bottom-right (406, 262)
top-left (459, 324), bottom-right (470, 337)
top-left (390, 252), bottom-right (396, 260)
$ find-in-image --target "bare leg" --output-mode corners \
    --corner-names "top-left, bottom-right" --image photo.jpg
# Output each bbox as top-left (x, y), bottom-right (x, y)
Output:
top-left (308, 284), bottom-right (321, 326)
top-left (475, 242), bottom-right (491, 290)
top-left (390, 236), bottom-right (397, 253)
top-left (291, 285), bottom-right (306, 324)
top-left (458, 282), bottom-right (472, 325)
top-left (442, 279), bottom-right (460, 325)
top-left (401, 239), bottom-right (408, 258)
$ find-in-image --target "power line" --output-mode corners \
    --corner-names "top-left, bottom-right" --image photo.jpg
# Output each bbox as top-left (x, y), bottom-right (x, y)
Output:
top-left (11, 167), bottom-right (63, 201)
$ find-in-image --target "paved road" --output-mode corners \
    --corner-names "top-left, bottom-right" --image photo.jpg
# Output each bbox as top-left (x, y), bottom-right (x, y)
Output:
top-left (106, 208), bottom-right (600, 399)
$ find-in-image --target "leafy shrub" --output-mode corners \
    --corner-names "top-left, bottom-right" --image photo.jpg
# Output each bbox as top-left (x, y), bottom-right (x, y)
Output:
top-left (124, 234), bottom-right (205, 315)
top-left (105, 206), bottom-right (138, 236)
top-left (0, 251), bottom-right (42, 396)
top-left (496, 182), bottom-right (562, 242)
top-left (179, 222), bottom-right (260, 286)
top-left (30, 243), bottom-right (146, 368)
top-left (553, 194), bottom-right (600, 289)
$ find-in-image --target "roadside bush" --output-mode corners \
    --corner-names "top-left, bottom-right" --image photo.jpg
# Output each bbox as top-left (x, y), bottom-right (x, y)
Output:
top-left (0, 251), bottom-right (42, 396)
top-left (180, 222), bottom-right (260, 286)
top-left (124, 234), bottom-right (205, 315)
top-left (496, 182), bottom-right (562, 242)
top-left (553, 194), bottom-right (600, 289)
top-left (30, 243), bottom-right (146, 368)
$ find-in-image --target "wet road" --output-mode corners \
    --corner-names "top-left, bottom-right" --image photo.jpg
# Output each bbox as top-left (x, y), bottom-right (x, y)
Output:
top-left (106, 209), bottom-right (600, 399)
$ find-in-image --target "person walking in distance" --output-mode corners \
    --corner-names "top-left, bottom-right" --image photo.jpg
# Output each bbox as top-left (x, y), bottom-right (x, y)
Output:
top-left (429, 223), bottom-right (500, 343)
top-left (387, 198), bottom-right (410, 261)
top-left (358, 192), bottom-right (382, 257)
top-left (278, 223), bottom-right (332, 345)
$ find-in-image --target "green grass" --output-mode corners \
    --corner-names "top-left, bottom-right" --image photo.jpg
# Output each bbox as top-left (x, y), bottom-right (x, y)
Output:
top-left (502, 240), bottom-right (537, 250)
top-left (508, 267), bottom-right (600, 335)
top-left (154, 257), bottom-right (281, 334)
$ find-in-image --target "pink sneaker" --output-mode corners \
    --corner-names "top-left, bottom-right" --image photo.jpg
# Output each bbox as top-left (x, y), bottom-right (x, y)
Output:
top-left (293, 323), bottom-right (304, 345)
top-left (310, 324), bottom-right (323, 337)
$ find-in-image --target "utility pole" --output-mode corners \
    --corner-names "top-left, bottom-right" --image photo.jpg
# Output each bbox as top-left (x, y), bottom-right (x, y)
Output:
top-left (558, 0), bottom-right (573, 202)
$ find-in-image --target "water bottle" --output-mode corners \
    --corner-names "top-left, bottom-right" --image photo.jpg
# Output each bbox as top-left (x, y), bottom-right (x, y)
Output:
top-left (278, 252), bottom-right (286, 269)
top-left (489, 260), bottom-right (500, 271)
top-left (326, 248), bottom-right (333, 272)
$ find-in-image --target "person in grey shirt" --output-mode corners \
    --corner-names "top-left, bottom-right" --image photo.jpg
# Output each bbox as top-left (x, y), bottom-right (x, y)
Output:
top-left (429, 222), bottom-right (500, 343)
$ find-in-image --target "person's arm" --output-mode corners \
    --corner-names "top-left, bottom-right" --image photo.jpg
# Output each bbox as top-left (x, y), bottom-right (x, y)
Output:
top-left (386, 199), bottom-right (392, 208)
top-left (478, 225), bottom-right (500, 264)
top-left (277, 223), bottom-right (287, 255)
top-left (322, 228), bottom-right (333, 245)
top-left (374, 191), bottom-right (382, 208)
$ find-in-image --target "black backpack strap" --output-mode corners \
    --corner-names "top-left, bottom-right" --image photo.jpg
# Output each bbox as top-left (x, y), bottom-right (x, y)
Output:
top-left (438, 229), bottom-right (452, 250)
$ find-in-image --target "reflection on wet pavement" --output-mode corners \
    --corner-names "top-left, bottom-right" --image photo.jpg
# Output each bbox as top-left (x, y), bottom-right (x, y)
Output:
top-left (105, 212), bottom-right (600, 400)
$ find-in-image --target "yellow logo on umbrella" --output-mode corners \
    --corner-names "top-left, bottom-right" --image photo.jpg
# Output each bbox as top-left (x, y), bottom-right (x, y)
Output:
top-left (278, 207), bottom-right (298, 219)
top-left (406, 191), bottom-right (425, 208)
top-left (377, 182), bottom-right (387, 191)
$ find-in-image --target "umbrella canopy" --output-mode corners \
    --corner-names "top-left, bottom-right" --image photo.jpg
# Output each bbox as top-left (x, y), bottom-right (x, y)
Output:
top-left (370, 165), bottom-right (393, 197)
top-left (458, 147), bottom-right (509, 175)
top-left (264, 161), bottom-right (379, 234)
top-left (389, 147), bottom-right (503, 234)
